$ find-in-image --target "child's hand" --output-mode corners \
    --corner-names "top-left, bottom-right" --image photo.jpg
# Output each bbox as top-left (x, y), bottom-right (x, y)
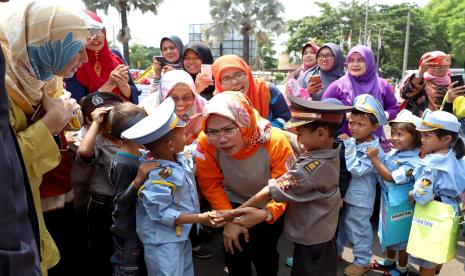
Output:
top-left (198, 211), bottom-right (223, 228)
top-left (366, 147), bottom-right (379, 159)
top-left (338, 133), bottom-right (350, 140)
top-left (210, 210), bottom-right (241, 224)
top-left (133, 161), bottom-right (161, 188)
top-left (230, 207), bottom-right (269, 229)
top-left (90, 106), bottom-right (112, 124)
top-left (408, 191), bottom-right (415, 206)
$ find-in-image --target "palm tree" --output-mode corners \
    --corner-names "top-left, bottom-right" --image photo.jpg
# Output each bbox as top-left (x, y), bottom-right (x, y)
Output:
top-left (83, 0), bottom-right (163, 64)
top-left (206, 0), bottom-right (235, 56)
top-left (209, 0), bottom-right (285, 65)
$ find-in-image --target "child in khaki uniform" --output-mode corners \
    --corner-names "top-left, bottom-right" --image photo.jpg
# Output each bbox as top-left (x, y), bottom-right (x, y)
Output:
top-left (214, 94), bottom-right (353, 276)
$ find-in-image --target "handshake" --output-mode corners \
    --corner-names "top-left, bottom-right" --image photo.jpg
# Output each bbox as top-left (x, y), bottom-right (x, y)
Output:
top-left (204, 207), bottom-right (270, 229)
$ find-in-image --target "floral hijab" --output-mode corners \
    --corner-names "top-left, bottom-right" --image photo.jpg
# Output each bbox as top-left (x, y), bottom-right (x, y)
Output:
top-left (159, 69), bottom-right (206, 119)
top-left (212, 55), bottom-right (270, 119)
top-left (202, 91), bottom-right (271, 158)
top-left (0, 1), bottom-right (101, 114)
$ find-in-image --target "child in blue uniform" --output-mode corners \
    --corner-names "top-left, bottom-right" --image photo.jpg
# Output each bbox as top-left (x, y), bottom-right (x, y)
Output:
top-left (366, 110), bottom-right (422, 276)
top-left (121, 98), bottom-right (217, 276)
top-left (337, 94), bottom-right (387, 276)
top-left (409, 110), bottom-right (465, 276)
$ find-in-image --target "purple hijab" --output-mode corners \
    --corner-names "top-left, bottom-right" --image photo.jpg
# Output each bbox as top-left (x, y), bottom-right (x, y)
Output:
top-left (339, 45), bottom-right (382, 101)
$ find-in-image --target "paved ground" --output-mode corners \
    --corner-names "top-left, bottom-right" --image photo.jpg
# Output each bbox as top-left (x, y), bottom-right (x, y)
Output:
top-left (194, 227), bottom-right (465, 276)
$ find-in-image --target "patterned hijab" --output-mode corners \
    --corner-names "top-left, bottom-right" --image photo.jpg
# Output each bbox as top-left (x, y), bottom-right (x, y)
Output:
top-left (202, 91), bottom-right (271, 159)
top-left (74, 11), bottom-right (126, 98)
top-left (159, 69), bottom-right (206, 119)
top-left (0, 1), bottom-right (101, 114)
top-left (212, 55), bottom-right (270, 119)
top-left (420, 51), bottom-right (451, 111)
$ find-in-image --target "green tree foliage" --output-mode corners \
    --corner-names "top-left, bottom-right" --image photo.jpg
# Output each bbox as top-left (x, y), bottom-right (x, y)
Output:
top-left (209, 0), bottom-right (285, 65)
top-left (83, 0), bottom-right (163, 64)
top-left (129, 44), bottom-right (160, 69)
top-left (285, 1), bottom-right (460, 80)
top-left (424, 0), bottom-right (465, 65)
top-left (261, 40), bottom-right (278, 70)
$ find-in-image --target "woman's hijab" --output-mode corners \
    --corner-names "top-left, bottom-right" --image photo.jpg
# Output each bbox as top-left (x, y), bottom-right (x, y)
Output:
top-left (182, 42), bottom-right (215, 99)
top-left (159, 69), bottom-right (206, 118)
top-left (0, 1), bottom-right (100, 114)
top-left (212, 55), bottom-right (270, 119)
top-left (160, 35), bottom-right (184, 67)
top-left (202, 91), bottom-right (271, 159)
top-left (74, 11), bottom-right (126, 98)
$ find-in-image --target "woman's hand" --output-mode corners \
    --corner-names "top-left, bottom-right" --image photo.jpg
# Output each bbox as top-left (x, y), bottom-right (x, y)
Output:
top-left (223, 222), bottom-right (249, 254)
top-left (445, 82), bottom-right (465, 103)
top-left (306, 81), bottom-right (323, 95)
top-left (41, 91), bottom-right (80, 135)
top-left (418, 56), bottom-right (435, 77)
top-left (152, 57), bottom-right (162, 79)
top-left (195, 72), bottom-right (214, 93)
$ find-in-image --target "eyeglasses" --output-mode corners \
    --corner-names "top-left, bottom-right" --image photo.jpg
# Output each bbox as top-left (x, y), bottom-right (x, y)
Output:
top-left (170, 95), bottom-right (195, 103)
top-left (220, 72), bottom-right (247, 85)
top-left (317, 53), bottom-right (334, 60)
top-left (89, 28), bottom-right (104, 40)
top-left (205, 127), bottom-right (240, 140)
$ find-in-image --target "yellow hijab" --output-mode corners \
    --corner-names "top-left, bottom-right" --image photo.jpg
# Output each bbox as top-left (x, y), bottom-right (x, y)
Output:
top-left (0, 1), bottom-right (102, 114)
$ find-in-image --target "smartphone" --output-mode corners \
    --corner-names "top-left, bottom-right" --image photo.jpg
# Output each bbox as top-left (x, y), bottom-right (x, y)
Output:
top-left (201, 64), bottom-right (212, 79)
top-left (431, 54), bottom-right (451, 66)
top-left (451, 75), bottom-right (465, 88)
top-left (154, 55), bottom-right (166, 67)
top-left (309, 75), bottom-right (321, 84)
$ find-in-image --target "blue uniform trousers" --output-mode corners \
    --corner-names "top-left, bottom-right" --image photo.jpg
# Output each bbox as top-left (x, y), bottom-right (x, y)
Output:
top-left (337, 203), bottom-right (373, 267)
top-left (144, 239), bottom-right (193, 276)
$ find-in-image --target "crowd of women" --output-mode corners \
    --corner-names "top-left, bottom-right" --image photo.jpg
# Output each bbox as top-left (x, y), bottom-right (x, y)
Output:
top-left (1, 1), bottom-right (465, 276)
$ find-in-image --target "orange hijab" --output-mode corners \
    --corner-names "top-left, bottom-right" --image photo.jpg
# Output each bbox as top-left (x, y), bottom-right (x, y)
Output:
top-left (212, 55), bottom-right (270, 119)
top-left (201, 91), bottom-right (271, 159)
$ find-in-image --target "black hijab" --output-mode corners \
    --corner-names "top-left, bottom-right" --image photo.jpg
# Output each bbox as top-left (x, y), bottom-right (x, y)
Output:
top-left (182, 42), bottom-right (215, 100)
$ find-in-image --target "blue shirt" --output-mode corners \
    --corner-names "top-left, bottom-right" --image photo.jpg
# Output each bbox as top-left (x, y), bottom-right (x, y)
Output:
top-left (268, 84), bottom-right (291, 129)
top-left (344, 136), bottom-right (384, 208)
top-left (136, 145), bottom-right (199, 245)
top-left (413, 149), bottom-right (465, 215)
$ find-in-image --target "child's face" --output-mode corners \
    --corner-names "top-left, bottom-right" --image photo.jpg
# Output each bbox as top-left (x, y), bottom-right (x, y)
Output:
top-left (295, 125), bottom-right (328, 151)
top-left (172, 127), bottom-right (186, 154)
top-left (390, 126), bottom-right (415, 151)
top-left (420, 131), bottom-right (450, 154)
top-left (348, 113), bottom-right (378, 142)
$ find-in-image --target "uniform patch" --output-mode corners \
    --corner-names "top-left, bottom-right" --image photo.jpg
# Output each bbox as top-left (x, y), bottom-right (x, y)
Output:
top-left (277, 175), bottom-right (299, 192)
top-left (304, 160), bottom-right (321, 174)
top-left (183, 150), bottom-right (192, 160)
top-left (406, 168), bottom-right (414, 177)
top-left (158, 167), bottom-right (173, 179)
top-left (420, 178), bottom-right (431, 188)
top-left (285, 155), bottom-right (296, 170)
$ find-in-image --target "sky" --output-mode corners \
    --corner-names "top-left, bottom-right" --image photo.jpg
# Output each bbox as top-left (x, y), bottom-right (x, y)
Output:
top-left (52, 0), bottom-right (429, 53)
